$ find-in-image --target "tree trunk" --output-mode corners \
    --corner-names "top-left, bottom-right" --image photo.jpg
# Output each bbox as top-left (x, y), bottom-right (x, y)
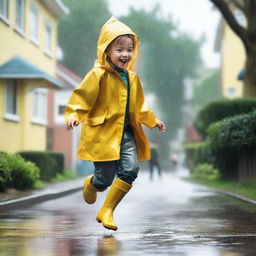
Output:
top-left (243, 45), bottom-right (256, 97)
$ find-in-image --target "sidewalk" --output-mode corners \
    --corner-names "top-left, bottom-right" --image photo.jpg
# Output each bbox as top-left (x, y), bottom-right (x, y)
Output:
top-left (1, 173), bottom-right (256, 214)
top-left (0, 177), bottom-right (85, 212)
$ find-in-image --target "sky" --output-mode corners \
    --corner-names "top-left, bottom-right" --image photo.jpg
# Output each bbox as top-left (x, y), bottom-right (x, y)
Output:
top-left (107, 0), bottom-right (221, 69)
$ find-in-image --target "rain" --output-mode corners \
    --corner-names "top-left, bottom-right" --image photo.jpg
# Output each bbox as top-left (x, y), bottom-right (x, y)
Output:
top-left (1, 0), bottom-right (256, 255)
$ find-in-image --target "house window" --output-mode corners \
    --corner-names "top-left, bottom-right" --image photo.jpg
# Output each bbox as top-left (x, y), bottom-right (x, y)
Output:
top-left (56, 104), bottom-right (66, 123)
top-left (32, 88), bottom-right (47, 125)
top-left (58, 105), bottom-right (65, 115)
top-left (0, 0), bottom-right (9, 22)
top-left (45, 19), bottom-right (52, 55)
top-left (5, 80), bottom-right (20, 122)
top-left (234, 10), bottom-right (247, 27)
top-left (227, 87), bottom-right (237, 98)
top-left (55, 91), bottom-right (70, 124)
top-left (15, 0), bottom-right (25, 33)
top-left (30, 3), bottom-right (39, 44)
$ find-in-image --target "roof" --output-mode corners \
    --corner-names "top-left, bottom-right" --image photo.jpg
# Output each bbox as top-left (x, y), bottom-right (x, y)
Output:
top-left (40, 0), bottom-right (69, 18)
top-left (56, 62), bottom-right (82, 89)
top-left (0, 56), bottom-right (64, 88)
top-left (185, 124), bottom-right (202, 143)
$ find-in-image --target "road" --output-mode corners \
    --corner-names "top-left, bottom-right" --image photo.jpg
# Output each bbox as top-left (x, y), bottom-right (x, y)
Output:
top-left (1, 170), bottom-right (256, 256)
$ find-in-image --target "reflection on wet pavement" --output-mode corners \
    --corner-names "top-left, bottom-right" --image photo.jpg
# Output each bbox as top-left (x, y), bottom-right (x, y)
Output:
top-left (1, 172), bottom-right (256, 256)
top-left (97, 235), bottom-right (120, 256)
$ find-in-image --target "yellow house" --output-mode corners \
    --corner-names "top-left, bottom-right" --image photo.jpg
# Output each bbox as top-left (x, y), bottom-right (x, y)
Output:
top-left (0, 0), bottom-right (68, 153)
top-left (214, 11), bottom-right (246, 98)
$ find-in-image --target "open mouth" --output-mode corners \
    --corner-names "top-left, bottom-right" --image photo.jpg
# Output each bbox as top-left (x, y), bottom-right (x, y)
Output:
top-left (119, 59), bottom-right (128, 65)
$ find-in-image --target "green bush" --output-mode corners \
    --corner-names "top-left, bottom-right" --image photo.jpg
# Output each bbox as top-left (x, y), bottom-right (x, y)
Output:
top-left (195, 98), bottom-right (256, 137)
top-left (51, 169), bottom-right (76, 183)
top-left (184, 142), bottom-right (213, 170)
top-left (18, 151), bottom-right (64, 181)
top-left (208, 110), bottom-right (256, 150)
top-left (10, 155), bottom-right (40, 189)
top-left (49, 152), bottom-right (64, 174)
top-left (192, 163), bottom-right (220, 181)
top-left (206, 110), bottom-right (256, 180)
top-left (0, 152), bottom-right (40, 190)
top-left (0, 153), bottom-right (12, 192)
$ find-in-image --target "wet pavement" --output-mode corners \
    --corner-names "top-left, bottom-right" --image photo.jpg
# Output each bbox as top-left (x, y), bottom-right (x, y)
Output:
top-left (0, 177), bottom-right (84, 203)
top-left (1, 171), bottom-right (256, 256)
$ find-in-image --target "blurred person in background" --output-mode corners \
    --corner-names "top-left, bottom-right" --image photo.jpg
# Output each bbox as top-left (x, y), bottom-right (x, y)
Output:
top-left (149, 143), bottom-right (162, 180)
top-left (170, 153), bottom-right (179, 168)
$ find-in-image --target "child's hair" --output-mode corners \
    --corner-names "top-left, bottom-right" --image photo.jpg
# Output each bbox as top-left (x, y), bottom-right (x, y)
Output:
top-left (106, 34), bottom-right (135, 52)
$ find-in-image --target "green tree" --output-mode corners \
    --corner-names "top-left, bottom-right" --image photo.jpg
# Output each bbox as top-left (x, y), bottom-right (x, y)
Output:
top-left (58, 0), bottom-right (111, 76)
top-left (193, 70), bottom-right (221, 112)
top-left (210, 0), bottom-right (256, 96)
top-left (121, 7), bottom-right (202, 161)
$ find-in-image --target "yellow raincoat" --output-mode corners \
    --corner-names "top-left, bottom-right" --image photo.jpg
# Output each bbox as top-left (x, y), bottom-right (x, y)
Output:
top-left (65, 17), bottom-right (158, 162)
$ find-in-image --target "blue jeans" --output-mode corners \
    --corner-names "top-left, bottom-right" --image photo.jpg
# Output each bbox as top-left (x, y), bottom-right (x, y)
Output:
top-left (92, 130), bottom-right (139, 190)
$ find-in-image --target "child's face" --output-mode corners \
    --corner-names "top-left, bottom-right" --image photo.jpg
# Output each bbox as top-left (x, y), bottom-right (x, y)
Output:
top-left (106, 37), bottom-right (134, 69)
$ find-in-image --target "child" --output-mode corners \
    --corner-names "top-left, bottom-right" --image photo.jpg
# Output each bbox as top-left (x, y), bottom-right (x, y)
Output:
top-left (65, 17), bottom-right (166, 231)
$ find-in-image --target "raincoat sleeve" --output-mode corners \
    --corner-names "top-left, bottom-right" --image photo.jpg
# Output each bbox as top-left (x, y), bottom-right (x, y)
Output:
top-left (65, 70), bottom-right (100, 123)
top-left (136, 77), bottom-right (158, 128)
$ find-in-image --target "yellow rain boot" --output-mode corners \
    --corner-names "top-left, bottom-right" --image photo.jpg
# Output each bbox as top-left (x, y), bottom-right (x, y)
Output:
top-left (83, 175), bottom-right (99, 204)
top-left (96, 178), bottom-right (132, 231)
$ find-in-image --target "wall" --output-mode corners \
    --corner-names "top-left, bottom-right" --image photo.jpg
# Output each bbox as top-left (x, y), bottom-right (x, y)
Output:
top-left (222, 23), bottom-right (246, 97)
top-left (0, 0), bottom-right (58, 74)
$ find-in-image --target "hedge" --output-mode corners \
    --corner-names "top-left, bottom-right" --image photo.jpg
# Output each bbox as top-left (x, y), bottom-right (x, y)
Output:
top-left (207, 110), bottom-right (256, 150)
top-left (0, 153), bottom-right (12, 191)
top-left (18, 151), bottom-right (64, 181)
top-left (195, 98), bottom-right (256, 137)
top-left (191, 163), bottom-right (220, 181)
top-left (0, 152), bottom-right (40, 191)
top-left (184, 142), bottom-right (213, 170)
top-left (205, 110), bottom-right (256, 180)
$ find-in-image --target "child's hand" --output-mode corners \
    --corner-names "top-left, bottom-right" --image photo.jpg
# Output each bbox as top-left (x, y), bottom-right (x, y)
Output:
top-left (155, 120), bottom-right (166, 132)
top-left (66, 120), bottom-right (79, 131)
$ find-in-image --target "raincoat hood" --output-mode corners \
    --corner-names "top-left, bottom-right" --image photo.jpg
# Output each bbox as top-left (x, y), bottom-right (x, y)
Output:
top-left (94, 16), bottom-right (139, 71)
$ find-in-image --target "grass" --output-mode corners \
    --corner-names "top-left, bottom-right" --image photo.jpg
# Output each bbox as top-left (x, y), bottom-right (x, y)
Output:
top-left (186, 177), bottom-right (256, 200)
top-left (50, 169), bottom-right (77, 183)
top-left (33, 179), bottom-right (46, 189)
top-left (33, 169), bottom-right (78, 189)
